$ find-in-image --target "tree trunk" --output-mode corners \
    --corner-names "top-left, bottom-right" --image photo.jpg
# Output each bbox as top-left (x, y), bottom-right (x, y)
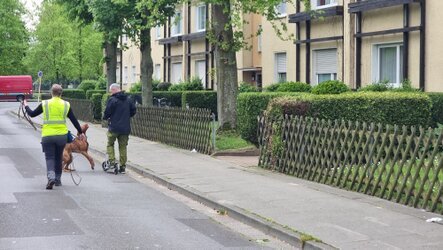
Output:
top-left (105, 38), bottom-right (118, 88)
top-left (140, 26), bottom-right (153, 107)
top-left (212, 1), bottom-right (238, 130)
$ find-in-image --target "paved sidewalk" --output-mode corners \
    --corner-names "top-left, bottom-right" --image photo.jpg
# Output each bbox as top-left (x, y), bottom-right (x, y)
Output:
top-left (27, 113), bottom-right (443, 249)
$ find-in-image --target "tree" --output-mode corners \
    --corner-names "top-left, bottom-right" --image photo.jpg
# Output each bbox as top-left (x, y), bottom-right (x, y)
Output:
top-left (0, 0), bottom-right (29, 75)
top-left (24, 1), bottom-right (103, 85)
top-left (88, 0), bottom-right (130, 87)
top-left (206, 0), bottom-right (293, 129)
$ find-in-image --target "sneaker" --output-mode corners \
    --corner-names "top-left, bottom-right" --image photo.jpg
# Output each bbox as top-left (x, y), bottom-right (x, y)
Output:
top-left (46, 180), bottom-right (55, 190)
top-left (55, 180), bottom-right (62, 186)
top-left (119, 166), bottom-right (126, 174)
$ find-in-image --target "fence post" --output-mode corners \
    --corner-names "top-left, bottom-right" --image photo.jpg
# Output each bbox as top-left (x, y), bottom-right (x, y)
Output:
top-left (212, 113), bottom-right (217, 151)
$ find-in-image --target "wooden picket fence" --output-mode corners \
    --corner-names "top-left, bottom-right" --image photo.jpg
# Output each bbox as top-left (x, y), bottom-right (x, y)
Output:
top-left (130, 106), bottom-right (214, 154)
top-left (64, 98), bottom-right (94, 122)
top-left (258, 115), bottom-right (443, 214)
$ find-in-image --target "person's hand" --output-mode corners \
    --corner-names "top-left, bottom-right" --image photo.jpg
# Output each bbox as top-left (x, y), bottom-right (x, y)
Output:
top-left (23, 99), bottom-right (28, 106)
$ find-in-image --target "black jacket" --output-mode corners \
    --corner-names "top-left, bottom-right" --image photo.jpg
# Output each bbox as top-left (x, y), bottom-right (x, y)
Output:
top-left (103, 92), bottom-right (136, 135)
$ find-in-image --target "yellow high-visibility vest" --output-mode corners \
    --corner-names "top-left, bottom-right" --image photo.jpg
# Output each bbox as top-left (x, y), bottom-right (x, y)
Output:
top-left (41, 97), bottom-right (70, 137)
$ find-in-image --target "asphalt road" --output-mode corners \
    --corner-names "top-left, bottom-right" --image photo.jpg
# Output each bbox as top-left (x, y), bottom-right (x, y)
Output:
top-left (0, 102), bottom-right (268, 250)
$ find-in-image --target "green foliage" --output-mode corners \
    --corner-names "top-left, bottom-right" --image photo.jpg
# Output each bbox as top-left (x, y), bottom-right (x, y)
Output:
top-left (275, 82), bottom-right (311, 93)
top-left (239, 82), bottom-right (259, 93)
top-left (157, 82), bottom-right (172, 91)
top-left (359, 83), bottom-right (390, 92)
top-left (0, 0), bottom-right (28, 75)
top-left (182, 91), bottom-right (217, 115)
top-left (427, 93), bottom-right (443, 127)
top-left (129, 82), bottom-right (142, 93)
top-left (101, 93), bottom-right (110, 118)
top-left (86, 90), bottom-right (106, 100)
top-left (91, 93), bottom-right (103, 120)
top-left (169, 77), bottom-right (204, 91)
top-left (78, 80), bottom-right (99, 92)
top-left (311, 80), bottom-right (350, 95)
top-left (95, 76), bottom-right (108, 90)
top-left (24, 2), bottom-right (103, 83)
top-left (216, 130), bottom-right (253, 151)
top-left (62, 89), bottom-right (86, 99)
top-left (237, 92), bottom-right (306, 145)
top-left (264, 83), bottom-right (281, 92)
top-left (267, 92), bottom-right (432, 127)
top-left (360, 79), bottom-right (421, 93)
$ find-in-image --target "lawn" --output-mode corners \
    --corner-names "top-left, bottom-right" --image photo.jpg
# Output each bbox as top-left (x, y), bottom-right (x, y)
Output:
top-left (216, 130), bottom-right (254, 151)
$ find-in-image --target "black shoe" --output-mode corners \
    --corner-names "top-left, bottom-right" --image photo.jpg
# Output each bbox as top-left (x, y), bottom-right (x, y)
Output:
top-left (113, 163), bottom-right (119, 175)
top-left (55, 180), bottom-right (62, 186)
top-left (46, 180), bottom-right (55, 190)
top-left (119, 166), bottom-right (126, 174)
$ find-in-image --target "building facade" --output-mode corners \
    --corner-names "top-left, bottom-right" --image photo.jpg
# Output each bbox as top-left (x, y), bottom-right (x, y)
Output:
top-left (116, 0), bottom-right (443, 92)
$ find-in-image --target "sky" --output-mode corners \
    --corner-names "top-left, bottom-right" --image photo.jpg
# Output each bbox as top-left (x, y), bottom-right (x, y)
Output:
top-left (21, 0), bottom-right (43, 30)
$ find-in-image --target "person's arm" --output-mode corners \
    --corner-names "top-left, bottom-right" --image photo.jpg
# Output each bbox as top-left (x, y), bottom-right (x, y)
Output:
top-left (102, 98), bottom-right (115, 120)
top-left (67, 108), bottom-right (83, 135)
top-left (130, 99), bottom-right (136, 117)
top-left (25, 103), bottom-right (43, 117)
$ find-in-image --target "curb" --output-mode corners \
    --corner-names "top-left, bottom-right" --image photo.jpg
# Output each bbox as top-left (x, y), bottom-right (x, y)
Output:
top-left (211, 147), bottom-right (260, 157)
top-left (10, 110), bottom-right (336, 250)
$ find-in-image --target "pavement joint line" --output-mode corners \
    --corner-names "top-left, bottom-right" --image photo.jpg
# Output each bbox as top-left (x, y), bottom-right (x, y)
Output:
top-left (9, 110), bottom-right (337, 250)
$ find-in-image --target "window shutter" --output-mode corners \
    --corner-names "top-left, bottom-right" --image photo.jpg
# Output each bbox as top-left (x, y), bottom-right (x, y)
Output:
top-left (276, 53), bottom-right (287, 73)
top-left (315, 49), bottom-right (337, 74)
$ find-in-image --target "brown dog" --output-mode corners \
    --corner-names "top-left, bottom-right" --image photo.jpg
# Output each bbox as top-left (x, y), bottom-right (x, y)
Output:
top-left (62, 124), bottom-right (95, 171)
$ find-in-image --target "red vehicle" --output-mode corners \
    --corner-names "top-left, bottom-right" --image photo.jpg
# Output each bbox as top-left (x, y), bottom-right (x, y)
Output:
top-left (0, 75), bottom-right (33, 101)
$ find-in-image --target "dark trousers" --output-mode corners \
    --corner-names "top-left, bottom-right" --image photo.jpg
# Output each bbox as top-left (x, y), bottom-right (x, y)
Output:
top-left (41, 135), bottom-right (67, 181)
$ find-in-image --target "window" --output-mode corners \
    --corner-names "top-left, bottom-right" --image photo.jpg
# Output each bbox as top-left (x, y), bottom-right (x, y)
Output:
top-left (171, 12), bottom-right (182, 36)
top-left (131, 65), bottom-right (136, 83)
top-left (171, 62), bottom-right (183, 83)
top-left (195, 60), bottom-right (206, 85)
top-left (276, 2), bottom-right (287, 17)
top-left (312, 0), bottom-right (337, 9)
top-left (257, 25), bottom-right (262, 52)
top-left (373, 43), bottom-right (403, 87)
top-left (154, 64), bottom-right (161, 80)
top-left (196, 5), bottom-right (206, 31)
top-left (314, 49), bottom-right (337, 85)
top-left (156, 26), bottom-right (162, 39)
top-left (275, 53), bottom-right (287, 83)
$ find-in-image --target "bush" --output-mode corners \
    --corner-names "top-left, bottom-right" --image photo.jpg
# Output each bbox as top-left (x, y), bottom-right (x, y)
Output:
top-left (311, 80), bottom-right (350, 95)
top-left (169, 77), bottom-right (204, 91)
top-left (157, 82), bottom-right (172, 91)
top-left (62, 89), bottom-right (86, 99)
top-left (239, 82), bottom-right (259, 93)
top-left (78, 80), bottom-right (99, 92)
top-left (275, 82), bottom-right (311, 93)
top-left (428, 93), bottom-right (443, 127)
top-left (101, 93), bottom-right (110, 125)
top-left (237, 92), bottom-right (307, 145)
top-left (182, 91), bottom-right (217, 115)
top-left (154, 91), bottom-right (182, 107)
top-left (267, 92), bottom-right (432, 127)
top-left (91, 93), bottom-right (103, 120)
top-left (264, 83), bottom-right (281, 92)
top-left (129, 82), bottom-right (142, 93)
top-left (359, 83), bottom-right (389, 92)
top-left (86, 90), bottom-right (106, 100)
top-left (95, 77), bottom-right (107, 90)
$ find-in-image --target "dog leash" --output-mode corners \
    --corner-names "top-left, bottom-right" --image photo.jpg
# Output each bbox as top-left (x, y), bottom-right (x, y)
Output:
top-left (68, 155), bottom-right (82, 186)
top-left (18, 101), bottom-right (37, 130)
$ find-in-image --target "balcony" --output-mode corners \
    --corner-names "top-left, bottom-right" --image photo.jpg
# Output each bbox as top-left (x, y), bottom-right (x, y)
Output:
top-left (288, 5), bottom-right (343, 23)
top-left (349, 0), bottom-right (422, 13)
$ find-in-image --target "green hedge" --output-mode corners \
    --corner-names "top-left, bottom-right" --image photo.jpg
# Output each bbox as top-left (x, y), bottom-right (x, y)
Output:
top-left (267, 92), bottom-right (432, 127)
top-left (62, 89), bottom-right (86, 99)
top-left (154, 91), bottom-right (183, 107)
top-left (237, 92), bottom-right (306, 145)
top-left (182, 91), bottom-right (217, 115)
top-left (312, 80), bottom-right (350, 95)
top-left (91, 93), bottom-right (103, 120)
top-left (86, 90), bottom-right (107, 100)
top-left (428, 93), bottom-right (443, 127)
top-left (78, 80), bottom-right (99, 92)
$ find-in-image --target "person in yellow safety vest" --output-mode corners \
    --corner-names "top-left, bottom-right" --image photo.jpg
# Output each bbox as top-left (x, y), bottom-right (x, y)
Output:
top-left (24, 84), bottom-right (85, 190)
